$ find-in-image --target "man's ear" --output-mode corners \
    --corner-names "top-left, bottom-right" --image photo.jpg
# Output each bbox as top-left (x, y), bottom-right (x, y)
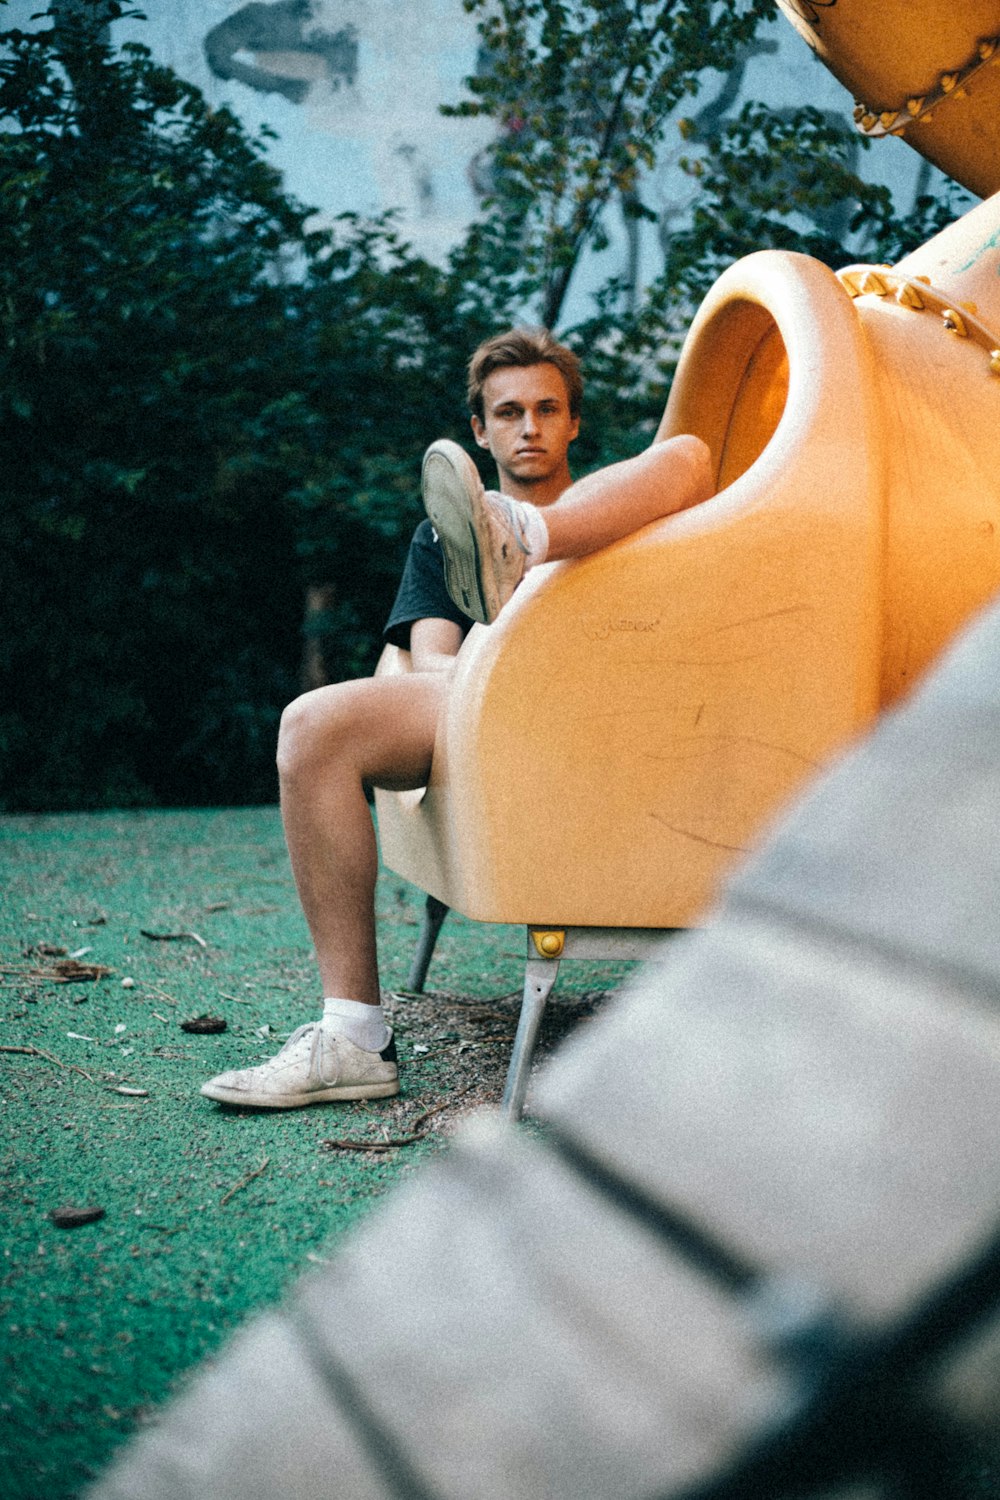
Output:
top-left (470, 414), bottom-right (491, 450)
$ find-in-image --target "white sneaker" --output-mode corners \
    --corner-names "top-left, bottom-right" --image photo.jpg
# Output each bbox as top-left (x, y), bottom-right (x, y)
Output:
top-left (421, 438), bottom-right (533, 624)
top-left (200, 1023), bottom-right (400, 1109)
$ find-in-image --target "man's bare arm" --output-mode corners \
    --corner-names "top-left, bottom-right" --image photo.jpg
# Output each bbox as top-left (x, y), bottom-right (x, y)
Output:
top-left (409, 617), bottom-right (465, 673)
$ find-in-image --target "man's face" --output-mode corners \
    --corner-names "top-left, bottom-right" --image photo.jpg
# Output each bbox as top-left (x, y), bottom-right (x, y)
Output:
top-left (471, 362), bottom-right (579, 493)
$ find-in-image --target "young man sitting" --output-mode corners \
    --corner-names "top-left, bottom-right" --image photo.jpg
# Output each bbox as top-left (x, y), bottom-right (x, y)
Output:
top-left (201, 327), bottom-right (712, 1109)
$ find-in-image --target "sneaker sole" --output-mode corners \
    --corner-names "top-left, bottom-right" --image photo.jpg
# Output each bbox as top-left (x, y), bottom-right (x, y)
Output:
top-left (200, 1077), bottom-right (400, 1109)
top-left (421, 440), bottom-right (501, 624)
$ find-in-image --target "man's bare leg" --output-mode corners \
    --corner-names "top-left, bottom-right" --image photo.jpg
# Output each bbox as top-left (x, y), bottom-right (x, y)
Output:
top-left (423, 434), bottom-right (713, 623)
top-left (200, 672), bottom-right (446, 1108)
top-left (542, 435), bottom-right (713, 558)
top-left (277, 672), bottom-right (447, 1004)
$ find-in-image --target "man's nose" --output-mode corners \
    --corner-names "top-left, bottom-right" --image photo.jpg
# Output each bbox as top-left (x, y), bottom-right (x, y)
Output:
top-left (520, 408), bottom-right (540, 434)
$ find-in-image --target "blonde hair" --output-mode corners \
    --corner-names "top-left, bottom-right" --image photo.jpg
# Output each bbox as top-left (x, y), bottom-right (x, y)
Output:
top-left (467, 327), bottom-right (583, 420)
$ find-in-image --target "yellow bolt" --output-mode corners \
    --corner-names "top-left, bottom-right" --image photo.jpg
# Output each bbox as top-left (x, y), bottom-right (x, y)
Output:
top-left (907, 96), bottom-right (925, 116)
top-left (532, 930), bottom-right (565, 958)
top-left (989, 350), bottom-right (1000, 375)
top-left (942, 308), bottom-right (968, 336)
top-left (860, 112), bottom-right (877, 131)
top-left (978, 39), bottom-right (996, 61)
top-left (879, 110), bottom-right (898, 130)
top-left (897, 283), bottom-right (925, 310)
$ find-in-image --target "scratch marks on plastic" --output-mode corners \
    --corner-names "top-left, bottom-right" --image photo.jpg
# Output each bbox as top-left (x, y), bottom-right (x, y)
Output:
top-left (644, 733), bottom-right (821, 772)
top-left (648, 813), bottom-right (748, 854)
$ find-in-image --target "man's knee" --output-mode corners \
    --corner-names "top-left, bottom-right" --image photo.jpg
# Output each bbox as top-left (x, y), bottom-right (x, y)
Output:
top-left (682, 434), bottom-right (714, 503)
top-left (276, 693), bottom-right (315, 782)
top-left (276, 684), bottom-right (354, 783)
top-left (277, 674), bottom-right (442, 789)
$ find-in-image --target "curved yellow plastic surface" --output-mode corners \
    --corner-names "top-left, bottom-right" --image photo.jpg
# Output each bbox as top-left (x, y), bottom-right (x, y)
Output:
top-left (774, 0), bottom-right (1000, 197)
top-left (378, 252), bottom-right (884, 926)
top-left (839, 195), bottom-right (1000, 704)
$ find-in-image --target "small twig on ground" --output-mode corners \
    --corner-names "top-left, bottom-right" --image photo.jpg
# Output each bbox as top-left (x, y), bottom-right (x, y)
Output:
top-left (142, 984), bottom-right (180, 1007)
top-left (0, 1043), bottom-right (95, 1082)
top-left (407, 1086), bottom-right (480, 1131)
top-left (320, 1085), bottom-right (479, 1154)
top-left (466, 1004), bottom-right (520, 1023)
top-left (219, 1156), bottom-right (270, 1207)
top-left (219, 993), bottom-right (251, 1004)
top-left (140, 930), bottom-right (208, 949)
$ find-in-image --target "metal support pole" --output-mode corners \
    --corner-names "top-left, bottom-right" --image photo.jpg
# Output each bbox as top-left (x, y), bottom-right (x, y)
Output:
top-left (500, 954), bottom-right (561, 1122)
top-left (405, 894), bottom-right (449, 993)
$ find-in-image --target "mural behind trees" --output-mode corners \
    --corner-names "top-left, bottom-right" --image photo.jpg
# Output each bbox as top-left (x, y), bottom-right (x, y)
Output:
top-left (203, 1), bottom-right (359, 105)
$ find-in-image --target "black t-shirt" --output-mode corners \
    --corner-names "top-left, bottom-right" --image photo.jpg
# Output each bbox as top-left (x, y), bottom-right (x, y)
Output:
top-left (383, 519), bottom-right (473, 650)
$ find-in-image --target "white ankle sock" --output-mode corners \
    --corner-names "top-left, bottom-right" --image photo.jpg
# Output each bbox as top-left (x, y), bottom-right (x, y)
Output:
top-left (517, 501), bottom-right (549, 568)
top-left (322, 996), bottom-right (390, 1052)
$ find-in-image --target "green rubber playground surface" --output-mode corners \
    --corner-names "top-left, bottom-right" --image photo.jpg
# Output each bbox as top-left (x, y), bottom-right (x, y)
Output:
top-left (0, 807), bottom-right (633, 1499)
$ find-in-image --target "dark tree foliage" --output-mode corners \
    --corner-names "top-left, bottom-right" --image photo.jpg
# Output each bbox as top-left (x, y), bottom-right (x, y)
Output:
top-left (0, 4), bottom-right (471, 809)
top-left (1, 4), bottom-right (308, 806)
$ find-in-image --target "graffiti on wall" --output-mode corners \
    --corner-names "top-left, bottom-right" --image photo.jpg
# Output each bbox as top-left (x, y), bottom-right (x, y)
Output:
top-left (204, 0), bottom-right (357, 104)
